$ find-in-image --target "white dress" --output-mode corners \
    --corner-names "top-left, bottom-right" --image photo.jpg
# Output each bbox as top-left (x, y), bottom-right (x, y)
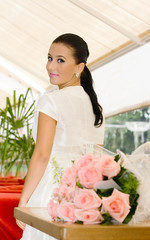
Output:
top-left (20, 86), bottom-right (105, 240)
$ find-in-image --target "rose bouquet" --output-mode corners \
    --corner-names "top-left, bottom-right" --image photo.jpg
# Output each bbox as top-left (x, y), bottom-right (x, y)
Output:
top-left (48, 152), bottom-right (139, 225)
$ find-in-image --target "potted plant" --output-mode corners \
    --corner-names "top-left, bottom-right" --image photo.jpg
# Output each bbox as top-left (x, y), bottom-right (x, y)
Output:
top-left (0, 88), bottom-right (35, 177)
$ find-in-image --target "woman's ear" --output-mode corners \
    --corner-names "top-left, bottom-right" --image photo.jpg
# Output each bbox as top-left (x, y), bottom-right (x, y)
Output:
top-left (76, 62), bottom-right (85, 74)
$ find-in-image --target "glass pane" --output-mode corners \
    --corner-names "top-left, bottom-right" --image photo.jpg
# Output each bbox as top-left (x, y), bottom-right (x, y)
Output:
top-left (104, 107), bottom-right (150, 154)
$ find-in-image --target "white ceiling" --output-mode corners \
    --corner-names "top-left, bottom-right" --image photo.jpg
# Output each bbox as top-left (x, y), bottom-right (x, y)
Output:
top-left (0, 0), bottom-right (150, 111)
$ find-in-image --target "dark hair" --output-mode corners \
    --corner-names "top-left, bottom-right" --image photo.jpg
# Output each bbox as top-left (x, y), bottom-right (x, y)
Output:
top-left (53, 33), bottom-right (103, 127)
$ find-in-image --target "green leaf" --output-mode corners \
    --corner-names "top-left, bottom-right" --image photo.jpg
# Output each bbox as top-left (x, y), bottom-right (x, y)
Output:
top-left (114, 154), bottom-right (120, 162)
top-left (17, 94), bottom-right (24, 118)
top-left (101, 213), bottom-right (112, 225)
top-left (123, 193), bottom-right (139, 224)
top-left (103, 176), bottom-right (108, 180)
top-left (13, 90), bottom-right (17, 116)
top-left (75, 220), bottom-right (83, 224)
top-left (56, 217), bottom-right (65, 222)
top-left (113, 166), bottom-right (140, 223)
top-left (6, 97), bottom-right (15, 123)
top-left (96, 188), bottom-right (113, 198)
top-left (23, 101), bottom-right (35, 119)
top-left (76, 181), bottom-right (83, 189)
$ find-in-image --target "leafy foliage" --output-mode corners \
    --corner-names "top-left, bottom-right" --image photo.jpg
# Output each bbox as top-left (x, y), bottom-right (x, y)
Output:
top-left (96, 188), bottom-right (113, 198)
top-left (101, 213), bottom-right (113, 225)
top-left (95, 158), bottom-right (140, 225)
top-left (51, 157), bottom-right (64, 184)
top-left (0, 88), bottom-right (35, 176)
top-left (113, 167), bottom-right (139, 223)
top-left (113, 167), bottom-right (139, 194)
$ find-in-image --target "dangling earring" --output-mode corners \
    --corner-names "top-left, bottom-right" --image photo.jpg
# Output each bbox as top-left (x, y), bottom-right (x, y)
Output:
top-left (76, 73), bottom-right (79, 78)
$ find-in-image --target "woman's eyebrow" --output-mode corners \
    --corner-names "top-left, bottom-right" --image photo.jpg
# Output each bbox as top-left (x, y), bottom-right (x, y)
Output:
top-left (48, 53), bottom-right (66, 59)
top-left (56, 55), bottom-right (66, 59)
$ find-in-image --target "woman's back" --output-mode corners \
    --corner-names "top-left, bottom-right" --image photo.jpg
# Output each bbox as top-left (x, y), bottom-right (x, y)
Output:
top-left (33, 86), bottom-right (104, 151)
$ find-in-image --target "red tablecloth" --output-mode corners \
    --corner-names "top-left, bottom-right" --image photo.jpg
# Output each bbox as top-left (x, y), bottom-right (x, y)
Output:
top-left (0, 176), bottom-right (24, 240)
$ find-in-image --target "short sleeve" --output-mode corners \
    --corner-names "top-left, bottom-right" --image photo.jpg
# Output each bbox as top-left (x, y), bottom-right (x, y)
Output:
top-left (35, 94), bottom-right (58, 120)
top-left (32, 94), bottom-right (58, 142)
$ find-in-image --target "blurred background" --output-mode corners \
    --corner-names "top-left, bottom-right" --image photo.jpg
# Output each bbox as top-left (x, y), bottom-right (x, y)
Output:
top-left (0, 0), bottom-right (150, 176)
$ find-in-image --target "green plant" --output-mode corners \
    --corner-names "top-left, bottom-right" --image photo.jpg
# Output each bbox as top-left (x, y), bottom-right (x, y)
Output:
top-left (0, 88), bottom-right (35, 176)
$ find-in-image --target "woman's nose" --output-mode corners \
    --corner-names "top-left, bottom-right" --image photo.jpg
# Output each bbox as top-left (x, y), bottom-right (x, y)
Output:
top-left (46, 60), bottom-right (56, 71)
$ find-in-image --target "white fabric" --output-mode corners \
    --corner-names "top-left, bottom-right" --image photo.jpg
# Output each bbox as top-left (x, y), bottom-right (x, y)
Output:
top-left (117, 142), bottom-right (150, 224)
top-left (21, 86), bottom-right (105, 240)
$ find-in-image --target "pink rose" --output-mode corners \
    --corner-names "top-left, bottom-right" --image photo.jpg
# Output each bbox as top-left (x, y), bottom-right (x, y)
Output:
top-left (75, 209), bottom-right (103, 224)
top-left (102, 189), bottom-right (131, 223)
top-left (61, 166), bottom-right (77, 185)
top-left (58, 202), bottom-right (77, 222)
top-left (58, 183), bottom-right (75, 201)
top-left (74, 154), bottom-right (94, 169)
top-left (88, 158), bottom-right (102, 173)
top-left (78, 166), bottom-right (103, 188)
top-left (53, 187), bottom-right (59, 197)
top-left (74, 189), bottom-right (102, 209)
top-left (100, 155), bottom-right (120, 179)
top-left (47, 200), bottom-right (58, 220)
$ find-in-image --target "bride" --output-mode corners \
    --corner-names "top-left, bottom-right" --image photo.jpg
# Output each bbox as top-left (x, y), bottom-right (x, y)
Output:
top-left (16, 33), bottom-right (105, 240)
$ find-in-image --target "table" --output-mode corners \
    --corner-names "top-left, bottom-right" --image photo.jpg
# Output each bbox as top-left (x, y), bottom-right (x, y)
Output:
top-left (14, 207), bottom-right (150, 240)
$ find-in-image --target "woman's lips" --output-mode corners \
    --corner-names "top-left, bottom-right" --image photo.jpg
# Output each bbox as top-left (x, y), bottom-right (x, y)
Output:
top-left (49, 73), bottom-right (58, 77)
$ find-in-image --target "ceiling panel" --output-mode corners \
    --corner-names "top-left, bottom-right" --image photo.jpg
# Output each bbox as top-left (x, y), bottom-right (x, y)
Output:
top-left (0, 0), bottom-right (150, 110)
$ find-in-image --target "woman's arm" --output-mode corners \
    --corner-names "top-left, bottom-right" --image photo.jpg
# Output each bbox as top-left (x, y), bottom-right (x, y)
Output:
top-left (17, 112), bottom-right (56, 229)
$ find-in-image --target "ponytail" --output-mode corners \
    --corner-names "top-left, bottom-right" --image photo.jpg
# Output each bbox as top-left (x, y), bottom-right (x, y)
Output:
top-left (81, 66), bottom-right (103, 127)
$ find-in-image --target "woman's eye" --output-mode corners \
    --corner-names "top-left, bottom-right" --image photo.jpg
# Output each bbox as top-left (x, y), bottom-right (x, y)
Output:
top-left (57, 58), bottom-right (65, 63)
top-left (48, 57), bottom-right (52, 62)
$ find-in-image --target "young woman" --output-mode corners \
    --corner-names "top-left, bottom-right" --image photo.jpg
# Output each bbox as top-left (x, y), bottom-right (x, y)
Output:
top-left (17, 33), bottom-right (105, 239)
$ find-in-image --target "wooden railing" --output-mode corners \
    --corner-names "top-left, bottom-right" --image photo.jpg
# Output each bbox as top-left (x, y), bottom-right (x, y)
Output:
top-left (14, 207), bottom-right (150, 240)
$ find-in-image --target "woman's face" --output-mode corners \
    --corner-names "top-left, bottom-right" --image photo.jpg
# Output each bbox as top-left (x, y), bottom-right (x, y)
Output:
top-left (46, 43), bottom-right (83, 89)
